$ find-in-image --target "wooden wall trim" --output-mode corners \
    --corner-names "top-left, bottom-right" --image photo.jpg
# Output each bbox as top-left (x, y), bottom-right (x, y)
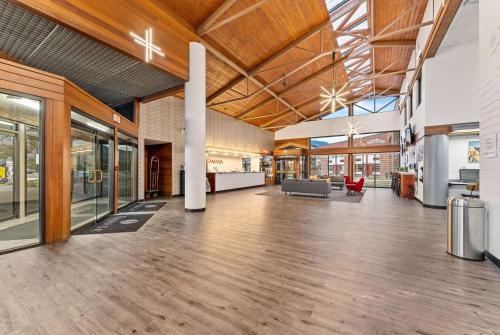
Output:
top-left (0, 58), bottom-right (64, 101)
top-left (12, 0), bottom-right (197, 81)
top-left (306, 145), bottom-right (400, 155)
top-left (64, 80), bottom-right (138, 137)
top-left (424, 125), bottom-right (451, 136)
top-left (44, 100), bottom-right (71, 243)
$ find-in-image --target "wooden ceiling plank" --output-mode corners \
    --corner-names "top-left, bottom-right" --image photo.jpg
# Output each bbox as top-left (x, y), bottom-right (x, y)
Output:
top-left (376, 0), bottom-right (421, 36)
top-left (197, 0), bottom-right (238, 35)
top-left (201, 0), bottom-right (271, 35)
top-left (206, 0), bottom-right (366, 103)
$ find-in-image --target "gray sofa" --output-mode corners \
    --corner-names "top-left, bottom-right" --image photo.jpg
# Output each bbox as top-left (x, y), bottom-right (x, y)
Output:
top-left (281, 179), bottom-right (331, 198)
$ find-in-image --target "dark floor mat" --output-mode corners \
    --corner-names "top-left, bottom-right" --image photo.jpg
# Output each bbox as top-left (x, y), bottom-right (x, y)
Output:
top-left (119, 202), bottom-right (166, 213)
top-left (73, 214), bottom-right (154, 235)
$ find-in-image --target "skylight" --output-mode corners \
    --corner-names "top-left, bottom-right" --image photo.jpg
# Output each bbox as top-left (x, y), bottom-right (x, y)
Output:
top-left (325, 0), bottom-right (349, 13)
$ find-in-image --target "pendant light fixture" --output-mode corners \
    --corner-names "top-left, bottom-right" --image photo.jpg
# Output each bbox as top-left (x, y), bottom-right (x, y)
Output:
top-left (320, 51), bottom-right (349, 114)
top-left (344, 119), bottom-right (362, 137)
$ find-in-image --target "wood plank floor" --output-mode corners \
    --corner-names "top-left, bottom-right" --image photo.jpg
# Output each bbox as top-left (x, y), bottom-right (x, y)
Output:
top-left (1, 187), bottom-right (500, 335)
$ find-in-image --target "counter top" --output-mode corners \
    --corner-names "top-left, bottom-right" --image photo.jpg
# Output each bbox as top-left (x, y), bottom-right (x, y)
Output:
top-left (208, 171), bottom-right (265, 192)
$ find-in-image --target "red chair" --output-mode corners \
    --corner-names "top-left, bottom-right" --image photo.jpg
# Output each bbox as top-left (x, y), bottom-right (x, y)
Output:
top-left (343, 175), bottom-right (351, 184)
top-left (346, 178), bottom-right (364, 195)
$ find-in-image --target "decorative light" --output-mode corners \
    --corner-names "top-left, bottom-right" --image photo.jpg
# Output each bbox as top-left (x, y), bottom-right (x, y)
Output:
top-left (319, 52), bottom-right (349, 114)
top-left (130, 28), bottom-right (165, 63)
top-left (344, 119), bottom-right (363, 137)
top-left (319, 83), bottom-right (349, 113)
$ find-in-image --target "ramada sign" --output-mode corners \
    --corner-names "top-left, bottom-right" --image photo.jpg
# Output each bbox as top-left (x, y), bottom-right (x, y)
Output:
top-left (208, 158), bottom-right (224, 165)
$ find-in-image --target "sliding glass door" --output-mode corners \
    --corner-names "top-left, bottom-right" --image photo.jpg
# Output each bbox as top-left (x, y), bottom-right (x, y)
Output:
top-left (117, 133), bottom-right (137, 208)
top-left (70, 112), bottom-right (114, 230)
top-left (354, 153), bottom-right (399, 188)
top-left (0, 91), bottom-right (42, 253)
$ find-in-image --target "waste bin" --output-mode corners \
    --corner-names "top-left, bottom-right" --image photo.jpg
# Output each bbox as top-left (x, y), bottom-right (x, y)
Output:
top-left (447, 197), bottom-right (485, 260)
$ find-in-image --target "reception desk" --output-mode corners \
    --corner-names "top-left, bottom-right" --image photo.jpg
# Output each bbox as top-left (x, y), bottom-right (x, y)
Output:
top-left (207, 172), bottom-right (265, 192)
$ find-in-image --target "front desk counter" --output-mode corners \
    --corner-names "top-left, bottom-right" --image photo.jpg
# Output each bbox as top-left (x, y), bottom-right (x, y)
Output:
top-left (207, 172), bottom-right (265, 193)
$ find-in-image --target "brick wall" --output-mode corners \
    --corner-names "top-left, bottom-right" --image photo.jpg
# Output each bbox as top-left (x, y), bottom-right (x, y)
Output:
top-left (139, 96), bottom-right (274, 197)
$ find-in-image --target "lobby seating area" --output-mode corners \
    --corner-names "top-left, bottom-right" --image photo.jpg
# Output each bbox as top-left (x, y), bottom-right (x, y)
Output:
top-left (282, 179), bottom-right (332, 197)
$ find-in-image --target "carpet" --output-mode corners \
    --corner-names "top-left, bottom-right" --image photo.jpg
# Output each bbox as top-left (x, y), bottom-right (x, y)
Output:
top-left (73, 213), bottom-right (154, 235)
top-left (256, 189), bottom-right (365, 203)
top-left (119, 201), bottom-right (166, 213)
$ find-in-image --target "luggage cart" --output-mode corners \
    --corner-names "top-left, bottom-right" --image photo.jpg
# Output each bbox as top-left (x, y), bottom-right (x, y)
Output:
top-left (147, 156), bottom-right (160, 199)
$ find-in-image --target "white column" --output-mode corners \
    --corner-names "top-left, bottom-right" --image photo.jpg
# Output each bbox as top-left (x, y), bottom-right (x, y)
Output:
top-left (184, 42), bottom-right (206, 211)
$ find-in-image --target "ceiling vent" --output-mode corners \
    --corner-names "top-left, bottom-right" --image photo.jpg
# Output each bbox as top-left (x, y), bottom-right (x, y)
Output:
top-left (0, 0), bottom-right (184, 107)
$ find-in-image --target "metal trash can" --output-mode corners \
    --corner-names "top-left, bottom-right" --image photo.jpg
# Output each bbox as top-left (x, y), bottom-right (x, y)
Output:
top-left (447, 197), bottom-right (485, 260)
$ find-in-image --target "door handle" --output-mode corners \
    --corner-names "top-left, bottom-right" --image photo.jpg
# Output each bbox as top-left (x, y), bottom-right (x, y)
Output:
top-left (96, 170), bottom-right (103, 183)
top-left (88, 170), bottom-right (96, 183)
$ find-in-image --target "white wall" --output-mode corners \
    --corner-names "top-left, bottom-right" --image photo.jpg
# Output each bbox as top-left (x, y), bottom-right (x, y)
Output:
top-left (479, 0), bottom-right (500, 259)
top-left (275, 110), bottom-right (400, 140)
top-left (139, 96), bottom-right (274, 196)
top-left (424, 40), bottom-right (479, 126)
top-left (448, 135), bottom-right (480, 180)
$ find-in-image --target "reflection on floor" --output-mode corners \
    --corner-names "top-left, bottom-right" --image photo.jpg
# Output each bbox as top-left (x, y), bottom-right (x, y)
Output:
top-left (0, 187), bottom-right (499, 334)
top-left (71, 197), bottom-right (111, 230)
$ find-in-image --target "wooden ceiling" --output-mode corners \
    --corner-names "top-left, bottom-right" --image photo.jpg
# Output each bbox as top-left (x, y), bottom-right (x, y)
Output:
top-left (165, 0), bottom-right (428, 131)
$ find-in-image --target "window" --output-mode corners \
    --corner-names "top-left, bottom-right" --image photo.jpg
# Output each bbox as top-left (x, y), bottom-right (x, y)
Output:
top-left (353, 96), bottom-right (397, 115)
top-left (0, 91), bottom-right (43, 252)
top-left (352, 131), bottom-right (400, 147)
top-left (310, 135), bottom-right (349, 149)
top-left (353, 152), bottom-right (400, 188)
top-left (310, 154), bottom-right (349, 177)
top-left (417, 78), bottom-right (422, 107)
top-left (408, 94), bottom-right (413, 119)
top-left (320, 106), bottom-right (348, 120)
top-left (325, 0), bottom-right (349, 13)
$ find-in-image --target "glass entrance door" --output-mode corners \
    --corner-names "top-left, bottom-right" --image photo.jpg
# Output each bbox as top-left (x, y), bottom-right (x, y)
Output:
top-left (275, 157), bottom-right (297, 184)
top-left (0, 131), bottom-right (16, 221)
top-left (70, 119), bottom-right (114, 230)
top-left (117, 133), bottom-right (137, 209)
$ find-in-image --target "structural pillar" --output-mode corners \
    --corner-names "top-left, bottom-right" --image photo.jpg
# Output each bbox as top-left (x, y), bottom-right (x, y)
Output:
top-left (184, 42), bottom-right (206, 211)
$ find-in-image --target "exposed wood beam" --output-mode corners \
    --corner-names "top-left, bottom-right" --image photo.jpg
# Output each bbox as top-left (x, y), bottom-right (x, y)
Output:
top-left (207, 75), bottom-right (247, 102)
top-left (372, 21), bottom-right (434, 41)
top-left (400, 0), bottom-right (461, 111)
top-left (236, 53), bottom-right (368, 120)
top-left (201, 39), bottom-right (307, 120)
top-left (427, 0), bottom-right (461, 57)
top-left (197, 0), bottom-right (238, 35)
top-left (260, 96), bottom-right (320, 128)
top-left (349, 68), bottom-right (415, 82)
top-left (200, 0), bottom-right (270, 35)
top-left (206, 0), bottom-right (365, 103)
top-left (139, 84), bottom-right (185, 103)
top-left (370, 40), bottom-right (416, 48)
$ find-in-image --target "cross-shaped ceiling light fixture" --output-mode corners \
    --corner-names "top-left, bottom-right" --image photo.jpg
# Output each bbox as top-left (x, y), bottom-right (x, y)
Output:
top-left (130, 28), bottom-right (165, 63)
